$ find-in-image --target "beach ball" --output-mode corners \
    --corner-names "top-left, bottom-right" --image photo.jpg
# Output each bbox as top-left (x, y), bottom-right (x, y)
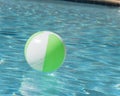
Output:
top-left (24, 31), bottom-right (66, 72)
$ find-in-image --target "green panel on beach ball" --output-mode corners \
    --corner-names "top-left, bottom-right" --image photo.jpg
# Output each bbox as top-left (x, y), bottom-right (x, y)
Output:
top-left (43, 34), bottom-right (65, 72)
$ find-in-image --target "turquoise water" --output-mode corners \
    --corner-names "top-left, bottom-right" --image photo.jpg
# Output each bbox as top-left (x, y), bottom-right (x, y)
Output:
top-left (0, 0), bottom-right (120, 96)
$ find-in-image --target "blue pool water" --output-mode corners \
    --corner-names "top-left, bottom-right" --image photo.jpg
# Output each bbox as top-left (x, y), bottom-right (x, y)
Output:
top-left (0, 0), bottom-right (120, 96)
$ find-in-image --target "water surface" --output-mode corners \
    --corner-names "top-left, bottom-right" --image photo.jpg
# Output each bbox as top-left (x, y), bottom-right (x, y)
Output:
top-left (0, 0), bottom-right (120, 96)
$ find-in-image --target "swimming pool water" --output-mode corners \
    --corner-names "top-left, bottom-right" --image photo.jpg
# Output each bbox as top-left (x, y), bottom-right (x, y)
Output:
top-left (0, 0), bottom-right (120, 96)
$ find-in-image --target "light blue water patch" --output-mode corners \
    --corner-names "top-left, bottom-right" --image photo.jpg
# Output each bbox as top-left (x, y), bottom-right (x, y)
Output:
top-left (0, 0), bottom-right (120, 96)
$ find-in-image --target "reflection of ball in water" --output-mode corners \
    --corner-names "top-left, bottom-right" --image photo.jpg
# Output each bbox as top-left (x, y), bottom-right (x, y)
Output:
top-left (24, 31), bottom-right (66, 72)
